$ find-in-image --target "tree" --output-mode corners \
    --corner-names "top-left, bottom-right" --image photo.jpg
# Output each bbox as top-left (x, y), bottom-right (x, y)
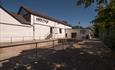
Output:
top-left (76, 0), bottom-right (115, 49)
top-left (76, 0), bottom-right (108, 8)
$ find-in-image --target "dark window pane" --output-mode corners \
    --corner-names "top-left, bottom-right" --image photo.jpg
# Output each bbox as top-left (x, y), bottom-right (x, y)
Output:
top-left (59, 28), bottom-right (62, 33)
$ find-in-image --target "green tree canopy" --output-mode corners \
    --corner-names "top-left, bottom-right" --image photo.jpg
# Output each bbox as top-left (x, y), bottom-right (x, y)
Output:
top-left (76, 0), bottom-right (108, 7)
top-left (76, 0), bottom-right (115, 49)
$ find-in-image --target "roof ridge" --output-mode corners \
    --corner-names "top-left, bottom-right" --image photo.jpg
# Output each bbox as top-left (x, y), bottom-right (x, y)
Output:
top-left (0, 6), bottom-right (30, 25)
top-left (19, 6), bottom-right (71, 27)
top-left (10, 12), bottom-right (31, 25)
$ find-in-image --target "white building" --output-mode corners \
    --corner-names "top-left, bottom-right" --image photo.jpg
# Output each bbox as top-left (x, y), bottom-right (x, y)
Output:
top-left (0, 6), bottom-right (71, 43)
top-left (65, 26), bottom-right (93, 40)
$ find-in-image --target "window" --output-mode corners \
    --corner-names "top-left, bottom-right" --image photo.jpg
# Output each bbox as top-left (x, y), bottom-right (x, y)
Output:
top-left (59, 28), bottom-right (62, 33)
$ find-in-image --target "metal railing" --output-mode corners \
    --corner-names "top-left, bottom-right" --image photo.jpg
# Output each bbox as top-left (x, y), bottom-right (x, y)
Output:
top-left (0, 38), bottom-right (80, 70)
top-left (0, 36), bottom-right (52, 44)
top-left (0, 36), bottom-right (72, 44)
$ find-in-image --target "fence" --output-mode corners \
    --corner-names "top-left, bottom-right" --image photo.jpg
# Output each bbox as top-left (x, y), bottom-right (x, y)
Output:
top-left (0, 35), bottom-right (67, 43)
top-left (0, 36), bottom-right (52, 43)
top-left (0, 38), bottom-right (78, 62)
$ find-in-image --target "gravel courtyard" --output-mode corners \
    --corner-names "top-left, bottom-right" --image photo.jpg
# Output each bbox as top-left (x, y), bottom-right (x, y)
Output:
top-left (0, 39), bottom-right (115, 70)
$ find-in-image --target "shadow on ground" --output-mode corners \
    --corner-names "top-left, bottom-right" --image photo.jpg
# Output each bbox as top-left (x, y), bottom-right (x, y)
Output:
top-left (0, 39), bottom-right (115, 70)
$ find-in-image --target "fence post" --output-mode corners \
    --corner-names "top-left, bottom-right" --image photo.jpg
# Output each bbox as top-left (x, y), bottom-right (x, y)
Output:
top-left (53, 39), bottom-right (54, 49)
top-left (35, 42), bottom-right (38, 59)
top-left (63, 39), bottom-right (64, 50)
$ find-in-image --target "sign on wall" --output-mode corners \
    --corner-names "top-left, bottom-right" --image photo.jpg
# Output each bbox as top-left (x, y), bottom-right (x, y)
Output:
top-left (36, 17), bottom-right (48, 23)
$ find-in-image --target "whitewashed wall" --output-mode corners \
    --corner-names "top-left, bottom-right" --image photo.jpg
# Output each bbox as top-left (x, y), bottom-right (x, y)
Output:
top-left (66, 29), bottom-right (90, 40)
top-left (31, 14), bottom-right (71, 39)
top-left (0, 7), bottom-right (71, 43)
top-left (34, 24), bottom-right (50, 39)
top-left (0, 8), bottom-right (33, 43)
top-left (0, 24), bottom-right (33, 42)
top-left (0, 8), bottom-right (21, 25)
top-left (66, 29), bottom-right (80, 39)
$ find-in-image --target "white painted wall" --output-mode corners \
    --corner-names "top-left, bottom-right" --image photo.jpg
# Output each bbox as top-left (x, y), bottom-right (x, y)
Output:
top-left (0, 7), bottom-right (71, 43)
top-left (34, 24), bottom-right (50, 39)
top-left (0, 24), bottom-right (33, 42)
top-left (66, 29), bottom-right (90, 40)
top-left (0, 8), bottom-right (33, 42)
top-left (0, 8), bottom-right (21, 25)
top-left (31, 14), bottom-right (71, 39)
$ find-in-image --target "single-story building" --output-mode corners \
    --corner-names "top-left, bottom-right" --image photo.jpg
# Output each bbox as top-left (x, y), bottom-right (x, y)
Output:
top-left (65, 26), bottom-right (93, 40)
top-left (0, 5), bottom-right (71, 43)
top-left (0, 5), bottom-right (93, 43)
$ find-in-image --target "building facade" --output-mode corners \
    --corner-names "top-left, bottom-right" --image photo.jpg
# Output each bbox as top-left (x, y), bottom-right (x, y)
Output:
top-left (65, 28), bottom-right (93, 40)
top-left (0, 6), bottom-right (71, 43)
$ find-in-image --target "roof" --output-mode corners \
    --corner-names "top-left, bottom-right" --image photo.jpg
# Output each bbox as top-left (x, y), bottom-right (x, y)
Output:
top-left (18, 6), bottom-right (71, 27)
top-left (10, 12), bottom-right (30, 25)
top-left (72, 26), bottom-right (83, 29)
top-left (72, 25), bottom-right (91, 30)
top-left (0, 5), bottom-right (30, 25)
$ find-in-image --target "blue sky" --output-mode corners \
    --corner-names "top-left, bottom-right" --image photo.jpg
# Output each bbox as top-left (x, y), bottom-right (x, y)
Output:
top-left (1, 0), bottom-right (97, 27)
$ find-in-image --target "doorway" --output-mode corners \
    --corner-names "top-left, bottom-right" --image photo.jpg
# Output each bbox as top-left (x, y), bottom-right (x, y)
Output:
top-left (50, 27), bottom-right (53, 33)
top-left (71, 33), bottom-right (77, 38)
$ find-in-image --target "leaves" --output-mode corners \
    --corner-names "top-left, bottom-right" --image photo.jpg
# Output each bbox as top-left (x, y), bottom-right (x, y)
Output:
top-left (92, 0), bottom-right (115, 49)
top-left (76, 0), bottom-right (115, 49)
top-left (76, 0), bottom-right (108, 7)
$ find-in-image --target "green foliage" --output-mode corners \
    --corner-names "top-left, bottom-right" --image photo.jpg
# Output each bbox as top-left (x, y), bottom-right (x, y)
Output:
top-left (77, 0), bottom-right (115, 49)
top-left (93, 0), bottom-right (115, 49)
top-left (76, 0), bottom-right (108, 8)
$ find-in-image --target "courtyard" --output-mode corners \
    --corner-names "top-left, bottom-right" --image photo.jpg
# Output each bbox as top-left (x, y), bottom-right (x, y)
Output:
top-left (0, 39), bottom-right (115, 70)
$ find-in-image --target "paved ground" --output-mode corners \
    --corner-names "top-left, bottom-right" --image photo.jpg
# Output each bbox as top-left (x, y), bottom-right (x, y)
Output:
top-left (0, 39), bottom-right (115, 70)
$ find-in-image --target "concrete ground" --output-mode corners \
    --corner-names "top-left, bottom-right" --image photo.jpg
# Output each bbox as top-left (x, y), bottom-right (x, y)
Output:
top-left (0, 39), bottom-right (115, 70)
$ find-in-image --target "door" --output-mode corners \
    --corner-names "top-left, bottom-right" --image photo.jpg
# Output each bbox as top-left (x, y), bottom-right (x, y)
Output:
top-left (50, 27), bottom-right (53, 33)
top-left (65, 33), bottom-right (67, 38)
top-left (71, 33), bottom-right (77, 38)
